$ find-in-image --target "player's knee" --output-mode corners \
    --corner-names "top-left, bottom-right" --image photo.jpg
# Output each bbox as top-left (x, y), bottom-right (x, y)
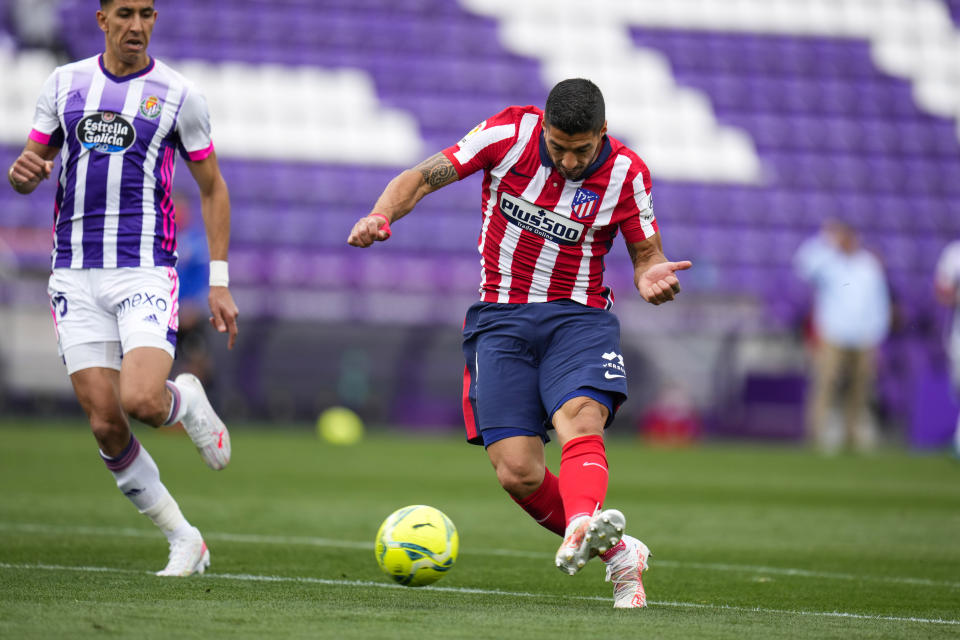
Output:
top-left (494, 458), bottom-right (544, 499)
top-left (88, 415), bottom-right (130, 456)
top-left (556, 397), bottom-right (608, 433)
top-left (120, 385), bottom-right (166, 424)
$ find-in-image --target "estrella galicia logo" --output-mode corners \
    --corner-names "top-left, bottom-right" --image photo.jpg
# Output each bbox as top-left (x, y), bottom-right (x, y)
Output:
top-left (139, 95), bottom-right (162, 119)
top-left (51, 292), bottom-right (68, 318)
top-left (76, 111), bottom-right (137, 153)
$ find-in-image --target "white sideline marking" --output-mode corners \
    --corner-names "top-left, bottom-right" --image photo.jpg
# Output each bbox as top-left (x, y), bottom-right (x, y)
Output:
top-left (2, 522), bottom-right (959, 590)
top-left (0, 561), bottom-right (957, 627)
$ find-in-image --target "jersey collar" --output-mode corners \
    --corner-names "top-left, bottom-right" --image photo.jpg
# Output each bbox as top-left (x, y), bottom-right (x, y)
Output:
top-left (98, 54), bottom-right (156, 83)
top-left (538, 129), bottom-right (613, 182)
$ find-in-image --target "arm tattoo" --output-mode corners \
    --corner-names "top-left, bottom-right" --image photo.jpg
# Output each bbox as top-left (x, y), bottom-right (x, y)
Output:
top-left (416, 152), bottom-right (458, 189)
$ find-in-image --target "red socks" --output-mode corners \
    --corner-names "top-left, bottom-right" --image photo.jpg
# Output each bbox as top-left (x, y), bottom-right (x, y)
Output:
top-left (512, 434), bottom-right (610, 536)
top-left (512, 468), bottom-right (565, 536)
top-left (559, 434), bottom-right (609, 526)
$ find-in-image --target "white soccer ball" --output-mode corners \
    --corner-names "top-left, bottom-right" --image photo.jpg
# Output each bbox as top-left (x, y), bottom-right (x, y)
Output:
top-left (374, 505), bottom-right (459, 587)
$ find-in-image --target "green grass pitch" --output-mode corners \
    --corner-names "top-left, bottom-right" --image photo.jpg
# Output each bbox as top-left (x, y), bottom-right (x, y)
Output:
top-left (1, 420), bottom-right (959, 639)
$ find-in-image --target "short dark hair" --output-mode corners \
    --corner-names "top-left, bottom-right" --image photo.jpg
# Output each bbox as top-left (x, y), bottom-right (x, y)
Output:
top-left (543, 78), bottom-right (605, 135)
top-left (100, 0), bottom-right (155, 7)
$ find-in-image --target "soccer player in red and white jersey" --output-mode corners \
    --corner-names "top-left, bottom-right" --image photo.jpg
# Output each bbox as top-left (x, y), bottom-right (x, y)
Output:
top-left (7, 0), bottom-right (239, 576)
top-left (350, 78), bottom-right (691, 608)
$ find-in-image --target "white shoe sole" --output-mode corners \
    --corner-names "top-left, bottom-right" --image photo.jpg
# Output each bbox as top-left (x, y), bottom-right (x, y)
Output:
top-left (556, 509), bottom-right (626, 575)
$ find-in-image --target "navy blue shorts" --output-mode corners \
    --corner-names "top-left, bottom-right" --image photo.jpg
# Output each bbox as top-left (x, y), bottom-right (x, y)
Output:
top-left (461, 300), bottom-right (628, 447)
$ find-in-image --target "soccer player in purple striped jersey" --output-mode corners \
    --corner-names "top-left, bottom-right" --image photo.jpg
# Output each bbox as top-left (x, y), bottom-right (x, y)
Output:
top-left (350, 78), bottom-right (692, 608)
top-left (7, 0), bottom-right (239, 577)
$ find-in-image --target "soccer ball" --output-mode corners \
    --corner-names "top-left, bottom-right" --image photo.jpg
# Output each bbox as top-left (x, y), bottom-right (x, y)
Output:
top-left (374, 505), bottom-right (459, 587)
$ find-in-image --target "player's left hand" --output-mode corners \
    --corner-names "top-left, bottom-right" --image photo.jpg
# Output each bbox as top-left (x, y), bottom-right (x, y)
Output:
top-left (637, 260), bottom-right (692, 305)
top-left (208, 286), bottom-right (239, 349)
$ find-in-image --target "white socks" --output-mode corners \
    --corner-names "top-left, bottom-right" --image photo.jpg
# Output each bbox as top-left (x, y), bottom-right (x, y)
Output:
top-left (162, 380), bottom-right (190, 426)
top-left (101, 435), bottom-right (192, 542)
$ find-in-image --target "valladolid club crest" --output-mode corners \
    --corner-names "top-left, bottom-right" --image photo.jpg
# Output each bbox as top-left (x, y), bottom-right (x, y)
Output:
top-left (140, 95), bottom-right (163, 119)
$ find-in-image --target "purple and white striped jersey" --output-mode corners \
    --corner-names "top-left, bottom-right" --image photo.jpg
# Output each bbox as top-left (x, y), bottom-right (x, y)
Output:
top-left (30, 55), bottom-right (215, 269)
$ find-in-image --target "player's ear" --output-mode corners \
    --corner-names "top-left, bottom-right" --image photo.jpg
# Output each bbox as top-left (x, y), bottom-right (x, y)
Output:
top-left (96, 10), bottom-right (108, 33)
top-left (599, 121), bottom-right (608, 137)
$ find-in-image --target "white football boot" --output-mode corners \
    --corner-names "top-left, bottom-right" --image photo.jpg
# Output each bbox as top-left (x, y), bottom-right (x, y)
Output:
top-left (555, 508), bottom-right (626, 575)
top-left (175, 373), bottom-right (231, 470)
top-left (603, 535), bottom-right (651, 608)
top-left (156, 526), bottom-right (210, 577)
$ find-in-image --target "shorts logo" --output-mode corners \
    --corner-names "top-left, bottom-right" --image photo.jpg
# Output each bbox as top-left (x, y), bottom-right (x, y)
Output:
top-left (139, 95), bottom-right (163, 119)
top-left (76, 112), bottom-right (137, 154)
top-left (51, 292), bottom-right (68, 318)
top-left (601, 351), bottom-right (625, 378)
top-left (143, 313), bottom-right (160, 325)
top-left (116, 291), bottom-right (168, 316)
top-left (571, 187), bottom-right (600, 220)
top-left (499, 193), bottom-right (585, 246)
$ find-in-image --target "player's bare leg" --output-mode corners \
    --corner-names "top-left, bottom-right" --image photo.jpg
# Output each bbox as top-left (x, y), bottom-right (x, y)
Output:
top-left (122, 346), bottom-right (230, 470)
top-left (488, 436), bottom-right (569, 535)
top-left (486, 435), bottom-right (546, 501)
top-left (71, 359), bottom-right (208, 576)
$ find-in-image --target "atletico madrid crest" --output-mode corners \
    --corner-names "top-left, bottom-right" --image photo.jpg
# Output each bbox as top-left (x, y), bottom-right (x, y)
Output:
top-left (571, 187), bottom-right (600, 220)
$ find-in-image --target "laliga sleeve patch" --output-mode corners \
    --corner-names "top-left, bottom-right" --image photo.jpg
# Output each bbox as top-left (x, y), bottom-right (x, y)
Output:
top-left (458, 120), bottom-right (487, 146)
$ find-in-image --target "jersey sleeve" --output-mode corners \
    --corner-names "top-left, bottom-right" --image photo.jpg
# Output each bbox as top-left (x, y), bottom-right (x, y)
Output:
top-left (441, 106), bottom-right (526, 179)
top-left (617, 159), bottom-right (658, 243)
top-left (175, 86), bottom-right (214, 162)
top-left (29, 70), bottom-right (64, 148)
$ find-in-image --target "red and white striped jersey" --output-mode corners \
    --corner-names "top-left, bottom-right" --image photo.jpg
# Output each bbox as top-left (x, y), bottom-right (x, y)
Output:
top-left (442, 105), bottom-right (658, 309)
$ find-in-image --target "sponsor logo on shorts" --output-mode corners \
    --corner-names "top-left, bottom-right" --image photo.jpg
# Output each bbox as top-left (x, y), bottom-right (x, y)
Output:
top-left (499, 193), bottom-right (585, 246)
top-left (601, 351), bottom-right (626, 379)
top-left (116, 292), bottom-right (169, 316)
top-left (76, 112), bottom-right (137, 154)
top-left (139, 95), bottom-right (163, 119)
top-left (143, 313), bottom-right (160, 326)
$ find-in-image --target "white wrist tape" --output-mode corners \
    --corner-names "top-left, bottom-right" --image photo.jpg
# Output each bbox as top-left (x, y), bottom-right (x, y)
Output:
top-left (209, 260), bottom-right (229, 287)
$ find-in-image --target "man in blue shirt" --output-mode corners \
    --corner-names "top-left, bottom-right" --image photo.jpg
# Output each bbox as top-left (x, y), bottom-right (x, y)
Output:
top-left (794, 220), bottom-right (891, 452)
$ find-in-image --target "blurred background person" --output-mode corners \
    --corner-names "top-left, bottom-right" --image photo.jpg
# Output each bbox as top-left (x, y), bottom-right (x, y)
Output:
top-left (794, 220), bottom-right (892, 453)
top-left (170, 191), bottom-right (214, 388)
top-left (934, 239), bottom-right (960, 456)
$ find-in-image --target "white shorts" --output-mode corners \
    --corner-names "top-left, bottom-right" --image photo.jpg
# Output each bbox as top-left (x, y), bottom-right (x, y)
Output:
top-left (47, 267), bottom-right (180, 374)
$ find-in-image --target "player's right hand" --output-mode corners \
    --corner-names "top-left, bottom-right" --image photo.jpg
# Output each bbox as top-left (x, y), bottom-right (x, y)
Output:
top-left (347, 214), bottom-right (392, 247)
top-left (8, 150), bottom-right (53, 192)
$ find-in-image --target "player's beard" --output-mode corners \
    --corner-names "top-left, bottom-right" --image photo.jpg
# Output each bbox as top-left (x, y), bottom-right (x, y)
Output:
top-left (557, 166), bottom-right (586, 181)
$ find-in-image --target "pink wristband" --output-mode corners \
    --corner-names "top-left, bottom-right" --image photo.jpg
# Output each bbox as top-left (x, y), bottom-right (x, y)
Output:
top-left (370, 213), bottom-right (392, 238)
